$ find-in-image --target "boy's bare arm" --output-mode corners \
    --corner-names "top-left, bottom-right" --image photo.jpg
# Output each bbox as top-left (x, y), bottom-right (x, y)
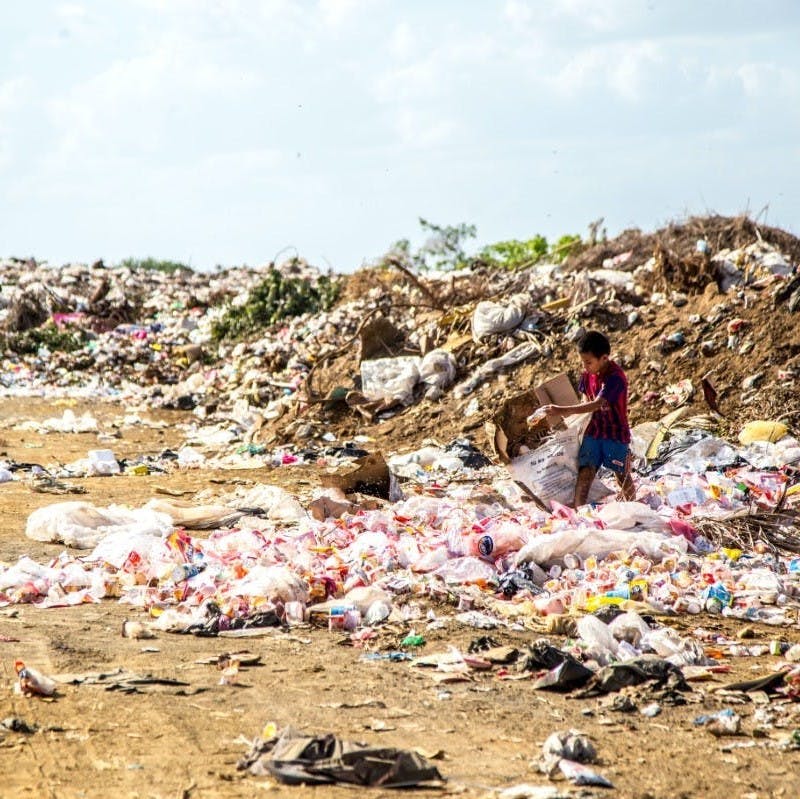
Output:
top-left (539, 398), bottom-right (607, 416)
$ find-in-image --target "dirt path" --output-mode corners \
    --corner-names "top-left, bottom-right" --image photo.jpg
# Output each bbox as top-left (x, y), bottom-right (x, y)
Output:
top-left (0, 398), bottom-right (798, 799)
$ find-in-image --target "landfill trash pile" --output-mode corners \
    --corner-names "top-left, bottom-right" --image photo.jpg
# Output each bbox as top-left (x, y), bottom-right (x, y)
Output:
top-left (2, 213), bottom-right (800, 674)
top-left (3, 419), bottom-right (800, 629)
top-left (1, 214), bottom-right (800, 448)
top-left (3, 213), bottom-right (800, 798)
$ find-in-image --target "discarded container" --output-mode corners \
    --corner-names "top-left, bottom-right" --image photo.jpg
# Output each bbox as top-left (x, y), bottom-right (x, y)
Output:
top-left (170, 563), bottom-right (204, 583)
top-left (15, 661), bottom-right (56, 697)
top-left (326, 605), bottom-right (356, 631)
top-left (87, 449), bottom-right (121, 476)
top-left (703, 582), bottom-right (732, 613)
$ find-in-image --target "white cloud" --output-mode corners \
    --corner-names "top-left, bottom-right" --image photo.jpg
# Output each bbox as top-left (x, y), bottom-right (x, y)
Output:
top-left (0, 77), bottom-right (27, 111)
top-left (503, 0), bottom-right (532, 27)
top-left (126, 0), bottom-right (303, 38)
top-left (129, 0), bottom-right (373, 37)
top-left (534, 40), bottom-right (664, 101)
top-left (394, 107), bottom-right (454, 149)
top-left (549, 0), bottom-right (630, 31)
top-left (504, 0), bottom-right (639, 34)
top-left (131, 0), bottom-right (290, 15)
top-left (371, 30), bottom-right (498, 148)
top-left (373, 58), bottom-right (439, 104)
top-left (736, 62), bottom-right (798, 98)
top-left (317, 0), bottom-right (369, 30)
top-left (46, 36), bottom-right (258, 158)
top-left (197, 147), bottom-right (284, 176)
top-left (389, 21), bottom-right (414, 59)
top-left (56, 3), bottom-right (88, 19)
top-left (121, 0), bottom-right (378, 56)
top-left (704, 60), bottom-right (800, 101)
top-left (607, 41), bottom-right (663, 100)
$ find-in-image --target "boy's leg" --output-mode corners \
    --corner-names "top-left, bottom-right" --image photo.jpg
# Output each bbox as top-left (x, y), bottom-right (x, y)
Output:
top-left (613, 451), bottom-right (635, 501)
top-left (574, 466), bottom-right (597, 508)
top-left (575, 436), bottom-right (601, 508)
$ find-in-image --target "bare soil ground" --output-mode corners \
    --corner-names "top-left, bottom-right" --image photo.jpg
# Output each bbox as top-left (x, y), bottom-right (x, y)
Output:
top-left (1, 398), bottom-right (799, 799)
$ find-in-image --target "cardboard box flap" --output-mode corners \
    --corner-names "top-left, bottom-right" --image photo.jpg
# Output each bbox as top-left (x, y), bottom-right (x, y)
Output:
top-left (534, 372), bottom-right (579, 408)
top-left (489, 373), bottom-right (579, 463)
top-left (320, 453), bottom-right (391, 499)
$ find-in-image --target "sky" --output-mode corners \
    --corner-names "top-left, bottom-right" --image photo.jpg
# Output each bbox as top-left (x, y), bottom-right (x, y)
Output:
top-left (1, 1), bottom-right (799, 272)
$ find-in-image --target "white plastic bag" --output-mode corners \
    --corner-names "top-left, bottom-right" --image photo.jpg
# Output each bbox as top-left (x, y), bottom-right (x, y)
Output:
top-left (608, 611), bottom-right (651, 646)
top-left (345, 586), bottom-right (392, 615)
top-left (360, 356), bottom-right (421, 405)
top-left (87, 449), bottom-right (120, 476)
top-left (641, 627), bottom-right (708, 666)
top-left (629, 421), bottom-right (661, 463)
top-left (597, 501), bottom-right (666, 531)
top-left (365, 600), bottom-right (391, 624)
top-left (657, 437), bottom-right (737, 475)
top-left (471, 294), bottom-right (528, 342)
top-left (177, 446), bottom-right (206, 467)
top-left (238, 484), bottom-right (306, 522)
top-left (41, 409), bottom-right (98, 433)
top-left (434, 556), bottom-right (496, 585)
top-left (453, 342), bottom-right (541, 398)
top-left (509, 417), bottom-right (612, 507)
top-left (87, 530), bottom-right (165, 569)
top-left (25, 502), bottom-right (173, 549)
top-left (150, 607), bottom-right (203, 632)
top-left (228, 564), bottom-right (309, 604)
top-left (418, 350), bottom-right (457, 397)
top-left (740, 438), bottom-right (800, 469)
top-left (0, 556), bottom-right (50, 593)
top-left (640, 627), bottom-right (684, 658)
top-left (576, 615), bottom-right (619, 663)
top-left (736, 569), bottom-right (783, 593)
top-left (516, 528), bottom-right (686, 567)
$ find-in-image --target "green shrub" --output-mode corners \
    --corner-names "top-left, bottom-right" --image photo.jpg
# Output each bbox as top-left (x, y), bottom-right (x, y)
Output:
top-left (479, 235), bottom-right (549, 269)
top-left (0, 324), bottom-right (88, 355)
top-left (549, 234), bottom-right (582, 262)
top-left (211, 268), bottom-right (341, 341)
top-left (385, 220), bottom-right (582, 273)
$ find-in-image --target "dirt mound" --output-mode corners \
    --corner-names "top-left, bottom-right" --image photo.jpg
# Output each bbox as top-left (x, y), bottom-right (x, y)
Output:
top-left (268, 214), bottom-right (800, 453)
top-left (566, 214), bottom-right (800, 278)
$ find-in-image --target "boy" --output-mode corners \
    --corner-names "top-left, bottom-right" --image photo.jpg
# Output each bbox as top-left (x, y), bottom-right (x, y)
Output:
top-left (536, 330), bottom-right (634, 508)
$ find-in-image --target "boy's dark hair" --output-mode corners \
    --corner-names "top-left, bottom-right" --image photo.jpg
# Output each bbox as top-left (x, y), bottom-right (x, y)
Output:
top-left (578, 330), bottom-right (611, 357)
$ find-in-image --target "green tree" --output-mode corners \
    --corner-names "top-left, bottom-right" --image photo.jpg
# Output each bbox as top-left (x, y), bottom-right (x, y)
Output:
top-left (384, 218), bottom-right (477, 272)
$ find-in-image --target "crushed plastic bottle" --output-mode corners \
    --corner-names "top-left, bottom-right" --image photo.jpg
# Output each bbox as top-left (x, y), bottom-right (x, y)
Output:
top-left (15, 661), bottom-right (56, 697)
top-left (170, 563), bottom-right (205, 584)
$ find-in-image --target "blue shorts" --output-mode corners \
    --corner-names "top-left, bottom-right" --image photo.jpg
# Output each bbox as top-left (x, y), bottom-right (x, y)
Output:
top-left (579, 436), bottom-right (630, 474)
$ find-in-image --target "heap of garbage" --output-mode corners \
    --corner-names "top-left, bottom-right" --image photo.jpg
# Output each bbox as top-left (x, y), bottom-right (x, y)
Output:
top-left (3, 215), bottom-right (800, 735)
top-left (0, 214), bottom-right (799, 444)
top-left (5, 418), bottom-right (800, 626)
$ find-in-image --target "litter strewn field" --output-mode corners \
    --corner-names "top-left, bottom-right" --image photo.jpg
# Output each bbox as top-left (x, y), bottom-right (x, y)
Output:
top-left (2, 215), bottom-right (800, 798)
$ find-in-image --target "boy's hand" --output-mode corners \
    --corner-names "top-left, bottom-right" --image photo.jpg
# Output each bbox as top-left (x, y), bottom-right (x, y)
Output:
top-left (527, 405), bottom-right (558, 425)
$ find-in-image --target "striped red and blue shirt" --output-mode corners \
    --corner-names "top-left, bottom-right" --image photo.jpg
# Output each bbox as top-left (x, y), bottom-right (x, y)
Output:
top-left (578, 361), bottom-right (631, 444)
